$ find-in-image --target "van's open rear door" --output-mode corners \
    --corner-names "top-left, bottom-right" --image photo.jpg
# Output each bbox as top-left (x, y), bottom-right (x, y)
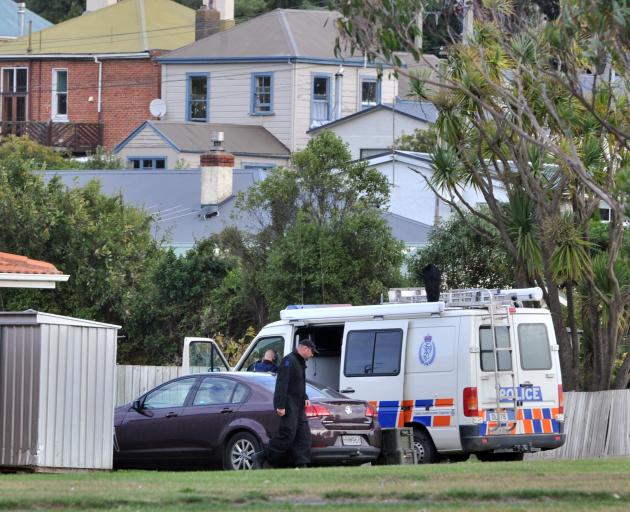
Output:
top-left (338, 320), bottom-right (408, 428)
top-left (182, 337), bottom-right (230, 374)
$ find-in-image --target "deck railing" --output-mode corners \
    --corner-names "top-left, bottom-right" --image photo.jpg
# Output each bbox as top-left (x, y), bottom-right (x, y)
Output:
top-left (0, 121), bottom-right (103, 153)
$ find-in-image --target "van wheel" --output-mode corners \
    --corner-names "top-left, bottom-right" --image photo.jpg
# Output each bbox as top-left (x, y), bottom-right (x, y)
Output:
top-left (413, 429), bottom-right (438, 464)
top-left (223, 432), bottom-right (260, 470)
top-left (476, 452), bottom-right (524, 462)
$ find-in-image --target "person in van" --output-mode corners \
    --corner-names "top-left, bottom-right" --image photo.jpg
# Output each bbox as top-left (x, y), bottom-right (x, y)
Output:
top-left (253, 349), bottom-right (278, 373)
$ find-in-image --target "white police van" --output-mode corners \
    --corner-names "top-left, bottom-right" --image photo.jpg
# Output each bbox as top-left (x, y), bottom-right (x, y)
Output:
top-left (183, 287), bottom-right (566, 462)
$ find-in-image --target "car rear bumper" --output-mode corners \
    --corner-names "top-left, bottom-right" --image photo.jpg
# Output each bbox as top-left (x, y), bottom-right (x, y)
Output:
top-left (310, 445), bottom-right (381, 464)
top-left (459, 425), bottom-right (566, 452)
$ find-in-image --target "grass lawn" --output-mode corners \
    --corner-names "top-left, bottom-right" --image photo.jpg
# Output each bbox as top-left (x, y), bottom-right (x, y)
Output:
top-left (0, 457), bottom-right (629, 511)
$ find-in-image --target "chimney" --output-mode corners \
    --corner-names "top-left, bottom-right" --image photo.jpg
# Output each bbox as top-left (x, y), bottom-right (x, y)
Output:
top-left (196, 2), bottom-right (221, 41)
top-left (200, 131), bottom-right (234, 218)
top-left (86, 0), bottom-right (118, 13)
top-left (17, 3), bottom-right (25, 37)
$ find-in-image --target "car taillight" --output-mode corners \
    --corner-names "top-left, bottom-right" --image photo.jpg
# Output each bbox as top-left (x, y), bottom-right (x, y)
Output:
top-left (558, 384), bottom-right (564, 414)
top-left (463, 387), bottom-right (478, 417)
top-left (365, 404), bottom-right (377, 418)
top-left (305, 403), bottom-right (331, 417)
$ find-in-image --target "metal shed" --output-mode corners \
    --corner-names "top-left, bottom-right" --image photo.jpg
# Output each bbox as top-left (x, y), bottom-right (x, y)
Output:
top-left (0, 311), bottom-right (120, 471)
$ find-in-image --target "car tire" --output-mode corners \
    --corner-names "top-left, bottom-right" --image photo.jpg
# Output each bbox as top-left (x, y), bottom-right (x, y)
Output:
top-left (223, 431), bottom-right (261, 471)
top-left (413, 428), bottom-right (438, 464)
top-left (476, 452), bottom-right (524, 462)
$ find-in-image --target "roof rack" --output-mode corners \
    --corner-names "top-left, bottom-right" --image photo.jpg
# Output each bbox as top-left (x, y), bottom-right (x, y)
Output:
top-left (387, 287), bottom-right (544, 308)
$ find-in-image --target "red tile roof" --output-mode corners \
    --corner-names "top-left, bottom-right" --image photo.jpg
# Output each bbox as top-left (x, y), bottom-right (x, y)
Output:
top-left (0, 252), bottom-right (64, 275)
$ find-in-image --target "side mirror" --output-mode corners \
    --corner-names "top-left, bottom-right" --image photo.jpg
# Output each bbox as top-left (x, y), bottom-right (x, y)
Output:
top-left (132, 399), bottom-right (143, 411)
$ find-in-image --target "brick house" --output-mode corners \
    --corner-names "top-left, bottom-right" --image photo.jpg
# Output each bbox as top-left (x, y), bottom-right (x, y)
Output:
top-left (0, 0), bottom-right (198, 152)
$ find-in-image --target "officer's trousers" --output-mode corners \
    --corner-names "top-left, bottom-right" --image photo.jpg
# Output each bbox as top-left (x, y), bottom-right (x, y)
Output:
top-left (267, 401), bottom-right (311, 466)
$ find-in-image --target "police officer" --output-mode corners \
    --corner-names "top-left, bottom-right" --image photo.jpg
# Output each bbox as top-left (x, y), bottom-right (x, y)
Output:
top-left (262, 337), bottom-right (317, 468)
top-left (253, 349), bottom-right (278, 373)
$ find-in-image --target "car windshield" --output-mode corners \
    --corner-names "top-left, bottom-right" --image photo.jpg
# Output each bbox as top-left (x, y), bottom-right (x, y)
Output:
top-left (254, 375), bottom-right (346, 399)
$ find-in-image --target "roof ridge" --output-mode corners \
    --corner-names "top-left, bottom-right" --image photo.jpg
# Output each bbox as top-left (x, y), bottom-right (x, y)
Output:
top-left (277, 9), bottom-right (298, 56)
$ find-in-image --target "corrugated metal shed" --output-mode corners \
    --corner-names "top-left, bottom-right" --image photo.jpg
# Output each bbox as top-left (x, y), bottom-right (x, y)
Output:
top-left (0, 311), bottom-right (120, 471)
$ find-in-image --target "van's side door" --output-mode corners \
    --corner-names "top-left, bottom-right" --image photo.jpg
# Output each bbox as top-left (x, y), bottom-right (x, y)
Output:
top-left (182, 337), bottom-right (230, 374)
top-left (338, 320), bottom-right (408, 428)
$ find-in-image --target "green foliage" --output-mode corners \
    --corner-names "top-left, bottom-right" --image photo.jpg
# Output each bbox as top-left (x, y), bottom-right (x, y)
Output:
top-left (0, 135), bottom-right (76, 169)
top-left (394, 127), bottom-right (438, 152)
top-left (218, 132), bottom-right (404, 325)
top-left (410, 211), bottom-right (515, 290)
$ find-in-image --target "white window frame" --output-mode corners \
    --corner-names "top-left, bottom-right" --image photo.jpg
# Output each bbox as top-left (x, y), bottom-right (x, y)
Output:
top-left (51, 68), bottom-right (68, 122)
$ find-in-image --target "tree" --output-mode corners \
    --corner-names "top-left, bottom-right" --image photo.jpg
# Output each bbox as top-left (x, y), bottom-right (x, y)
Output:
top-left (333, 0), bottom-right (630, 390)
top-left (217, 131), bottom-right (404, 326)
top-left (394, 126), bottom-right (438, 152)
top-left (410, 210), bottom-right (515, 290)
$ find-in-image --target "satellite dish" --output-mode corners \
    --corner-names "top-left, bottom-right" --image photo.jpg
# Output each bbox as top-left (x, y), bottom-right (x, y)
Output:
top-left (149, 98), bottom-right (167, 118)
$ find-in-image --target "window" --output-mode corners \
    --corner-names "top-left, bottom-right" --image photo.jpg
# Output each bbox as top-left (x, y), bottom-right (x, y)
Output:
top-left (189, 341), bottom-right (228, 373)
top-left (128, 157), bottom-right (166, 170)
top-left (192, 377), bottom-right (245, 406)
top-left (479, 326), bottom-right (512, 372)
top-left (251, 73), bottom-right (273, 114)
top-left (360, 77), bottom-right (380, 109)
top-left (359, 148), bottom-right (388, 159)
top-left (242, 336), bottom-right (285, 372)
top-left (599, 207), bottom-right (611, 222)
top-left (143, 377), bottom-right (197, 409)
top-left (344, 329), bottom-right (403, 376)
top-left (52, 69), bottom-right (68, 121)
top-left (311, 74), bottom-right (331, 126)
top-left (518, 324), bottom-right (552, 370)
top-left (187, 73), bottom-right (209, 122)
top-left (1, 68), bottom-right (28, 135)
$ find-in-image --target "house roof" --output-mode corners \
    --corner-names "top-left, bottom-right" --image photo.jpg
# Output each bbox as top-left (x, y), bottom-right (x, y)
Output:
top-left (159, 8), bottom-right (370, 66)
top-left (0, 0), bottom-right (194, 56)
top-left (44, 168), bottom-right (429, 249)
top-left (0, 0), bottom-right (52, 39)
top-left (115, 121), bottom-right (291, 158)
top-left (308, 101), bottom-right (438, 133)
top-left (0, 252), bottom-right (70, 289)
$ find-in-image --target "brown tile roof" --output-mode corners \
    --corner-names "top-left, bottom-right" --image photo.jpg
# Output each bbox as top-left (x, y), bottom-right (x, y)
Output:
top-left (0, 252), bottom-right (63, 275)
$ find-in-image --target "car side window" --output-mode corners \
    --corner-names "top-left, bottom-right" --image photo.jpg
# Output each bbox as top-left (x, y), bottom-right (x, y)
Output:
top-left (143, 377), bottom-right (197, 409)
top-left (192, 377), bottom-right (240, 406)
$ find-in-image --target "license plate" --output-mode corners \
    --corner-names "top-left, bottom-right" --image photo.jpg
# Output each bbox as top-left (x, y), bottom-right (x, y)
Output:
top-left (342, 435), bottom-right (362, 446)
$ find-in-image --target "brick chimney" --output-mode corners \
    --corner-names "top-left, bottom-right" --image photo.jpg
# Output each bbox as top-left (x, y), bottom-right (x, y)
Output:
top-left (86, 0), bottom-right (118, 13)
top-left (200, 131), bottom-right (234, 218)
top-left (196, 0), bottom-right (235, 40)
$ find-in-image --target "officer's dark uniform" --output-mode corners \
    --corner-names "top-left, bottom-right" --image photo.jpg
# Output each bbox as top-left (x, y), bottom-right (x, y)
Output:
top-left (253, 359), bottom-right (278, 373)
top-left (266, 350), bottom-right (311, 467)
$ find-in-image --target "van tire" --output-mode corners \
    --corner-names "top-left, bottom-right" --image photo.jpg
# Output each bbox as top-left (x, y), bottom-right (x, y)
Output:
top-left (413, 428), bottom-right (438, 464)
top-left (476, 452), bottom-right (524, 462)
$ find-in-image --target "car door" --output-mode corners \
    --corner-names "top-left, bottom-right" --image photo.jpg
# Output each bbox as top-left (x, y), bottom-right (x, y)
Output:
top-left (178, 376), bottom-right (247, 462)
top-left (116, 376), bottom-right (199, 463)
top-left (338, 320), bottom-right (408, 428)
top-left (182, 337), bottom-right (230, 374)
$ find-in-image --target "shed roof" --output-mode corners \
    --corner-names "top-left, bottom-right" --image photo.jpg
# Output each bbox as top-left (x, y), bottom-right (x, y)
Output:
top-left (0, 310), bottom-right (120, 329)
top-left (0, 0), bottom-right (194, 56)
top-left (159, 8), bottom-right (368, 65)
top-left (0, 0), bottom-right (52, 39)
top-left (116, 121), bottom-right (290, 158)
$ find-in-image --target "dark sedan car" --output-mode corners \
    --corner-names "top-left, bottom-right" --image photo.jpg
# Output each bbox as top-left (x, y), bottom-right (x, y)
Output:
top-left (114, 372), bottom-right (381, 470)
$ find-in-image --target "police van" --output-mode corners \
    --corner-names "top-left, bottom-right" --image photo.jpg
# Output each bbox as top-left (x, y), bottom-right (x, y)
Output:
top-left (183, 287), bottom-right (566, 463)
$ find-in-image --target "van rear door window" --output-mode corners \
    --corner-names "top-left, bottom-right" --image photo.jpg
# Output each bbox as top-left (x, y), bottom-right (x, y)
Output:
top-left (518, 324), bottom-right (552, 370)
top-left (344, 329), bottom-right (402, 376)
top-left (479, 326), bottom-right (512, 371)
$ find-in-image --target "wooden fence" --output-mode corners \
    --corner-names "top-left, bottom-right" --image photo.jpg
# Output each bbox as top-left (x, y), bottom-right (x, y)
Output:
top-left (116, 365), bottom-right (630, 460)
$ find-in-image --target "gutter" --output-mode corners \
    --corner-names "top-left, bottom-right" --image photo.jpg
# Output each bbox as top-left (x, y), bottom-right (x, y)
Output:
top-left (0, 273), bottom-right (70, 289)
top-left (0, 52), bottom-right (150, 60)
top-left (94, 56), bottom-right (102, 115)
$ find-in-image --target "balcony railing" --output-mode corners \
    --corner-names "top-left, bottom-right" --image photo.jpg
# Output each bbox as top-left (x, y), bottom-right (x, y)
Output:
top-left (0, 121), bottom-right (103, 153)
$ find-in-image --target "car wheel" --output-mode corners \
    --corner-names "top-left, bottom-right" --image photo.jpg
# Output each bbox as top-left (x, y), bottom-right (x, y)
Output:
top-left (413, 428), bottom-right (438, 464)
top-left (476, 452), bottom-right (524, 462)
top-left (223, 432), bottom-right (261, 471)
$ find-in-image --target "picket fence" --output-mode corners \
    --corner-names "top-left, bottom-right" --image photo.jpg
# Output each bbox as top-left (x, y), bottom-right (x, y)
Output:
top-left (116, 365), bottom-right (630, 460)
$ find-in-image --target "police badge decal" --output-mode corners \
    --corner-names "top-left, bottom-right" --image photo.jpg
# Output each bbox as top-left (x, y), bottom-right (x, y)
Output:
top-left (419, 334), bottom-right (436, 366)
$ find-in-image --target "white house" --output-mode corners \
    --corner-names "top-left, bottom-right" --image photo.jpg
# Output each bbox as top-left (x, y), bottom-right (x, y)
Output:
top-left (365, 151), bottom-right (508, 227)
top-left (308, 100), bottom-right (438, 160)
top-left (156, 8), bottom-right (398, 153)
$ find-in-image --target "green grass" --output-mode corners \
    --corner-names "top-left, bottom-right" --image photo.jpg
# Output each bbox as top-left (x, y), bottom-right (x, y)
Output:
top-left (0, 458), bottom-right (629, 511)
